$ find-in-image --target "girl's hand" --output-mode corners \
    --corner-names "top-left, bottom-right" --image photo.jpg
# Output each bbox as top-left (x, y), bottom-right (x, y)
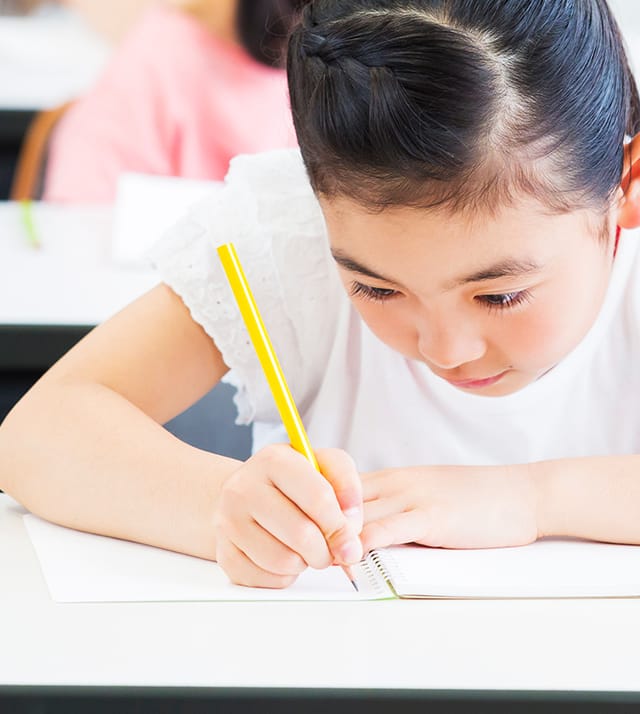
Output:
top-left (213, 445), bottom-right (363, 588)
top-left (360, 465), bottom-right (539, 552)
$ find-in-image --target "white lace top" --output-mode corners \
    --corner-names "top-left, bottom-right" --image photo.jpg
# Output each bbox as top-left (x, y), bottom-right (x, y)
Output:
top-left (150, 148), bottom-right (640, 471)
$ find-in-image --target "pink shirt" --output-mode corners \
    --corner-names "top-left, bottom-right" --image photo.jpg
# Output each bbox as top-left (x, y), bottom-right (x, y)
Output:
top-left (44, 4), bottom-right (297, 203)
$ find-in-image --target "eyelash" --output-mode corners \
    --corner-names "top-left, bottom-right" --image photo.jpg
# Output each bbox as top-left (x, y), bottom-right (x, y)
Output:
top-left (477, 290), bottom-right (532, 313)
top-left (350, 281), bottom-right (532, 313)
top-left (350, 282), bottom-right (400, 303)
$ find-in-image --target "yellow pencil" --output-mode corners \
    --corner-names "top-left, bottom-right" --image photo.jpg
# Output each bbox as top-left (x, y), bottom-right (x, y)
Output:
top-left (217, 242), bottom-right (358, 591)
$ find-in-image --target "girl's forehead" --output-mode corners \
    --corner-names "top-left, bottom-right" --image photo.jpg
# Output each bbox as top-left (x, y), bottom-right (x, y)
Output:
top-left (320, 196), bottom-right (605, 286)
top-left (320, 195), bottom-right (594, 247)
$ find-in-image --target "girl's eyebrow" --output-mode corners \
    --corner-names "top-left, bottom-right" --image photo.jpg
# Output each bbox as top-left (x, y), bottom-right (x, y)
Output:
top-left (331, 249), bottom-right (395, 282)
top-left (447, 258), bottom-right (543, 288)
top-left (331, 249), bottom-right (543, 287)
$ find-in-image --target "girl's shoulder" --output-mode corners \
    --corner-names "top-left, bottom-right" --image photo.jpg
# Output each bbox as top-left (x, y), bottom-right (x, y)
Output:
top-left (232, 146), bottom-right (316, 192)
top-left (155, 148), bottom-right (327, 269)
top-left (224, 147), bottom-right (319, 215)
top-left (149, 148), bottom-right (345, 424)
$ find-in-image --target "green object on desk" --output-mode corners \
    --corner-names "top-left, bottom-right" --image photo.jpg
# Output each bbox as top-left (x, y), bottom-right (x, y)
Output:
top-left (19, 199), bottom-right (41, 250)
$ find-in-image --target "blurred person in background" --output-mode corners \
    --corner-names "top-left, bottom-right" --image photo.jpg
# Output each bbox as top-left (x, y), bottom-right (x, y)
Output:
top-left (43, 0), bottom-right (304, 203)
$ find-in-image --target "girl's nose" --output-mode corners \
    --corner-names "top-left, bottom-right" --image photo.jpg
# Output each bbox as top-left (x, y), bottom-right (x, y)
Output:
top-left (417, 317), bottom-right (486, 370)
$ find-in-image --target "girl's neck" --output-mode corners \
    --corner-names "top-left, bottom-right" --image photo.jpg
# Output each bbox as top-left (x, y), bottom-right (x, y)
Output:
top-left (168, 0), bottom-right (239, 45)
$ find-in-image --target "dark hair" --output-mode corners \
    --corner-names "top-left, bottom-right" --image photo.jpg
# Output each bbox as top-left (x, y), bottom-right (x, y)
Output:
top-left (237, 0), bottom-right (308, 68)
top-left (287, 0), bottom-right (640, 214)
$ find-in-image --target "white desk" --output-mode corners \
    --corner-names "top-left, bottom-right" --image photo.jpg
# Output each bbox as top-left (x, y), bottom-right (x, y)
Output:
top-left (0, 200), bottom-right (250, 460)
top-left (0, 10), bottom-right (108, 111)
top-left (2, 494), bottom-right (640, 703)
top-left (0, 202), bottom-right (156, 327)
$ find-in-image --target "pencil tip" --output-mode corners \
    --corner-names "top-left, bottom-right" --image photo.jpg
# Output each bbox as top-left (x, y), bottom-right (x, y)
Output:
top-left (351, 579), bottom-right (359, 592)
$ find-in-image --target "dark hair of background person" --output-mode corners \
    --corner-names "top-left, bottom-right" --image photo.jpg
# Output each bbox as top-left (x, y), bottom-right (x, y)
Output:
top-left (287, 0), bottom-right (640, 215)
top-left (237, 0), bottom-right (308, 67)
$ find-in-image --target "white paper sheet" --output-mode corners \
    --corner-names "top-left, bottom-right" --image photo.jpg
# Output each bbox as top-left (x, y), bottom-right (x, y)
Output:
top-left (25, 513), bottom-right (640, 603)
top-left (112, 173), bottom-right (221, 265)
top-left (23, 515), bottom-right (384, 603)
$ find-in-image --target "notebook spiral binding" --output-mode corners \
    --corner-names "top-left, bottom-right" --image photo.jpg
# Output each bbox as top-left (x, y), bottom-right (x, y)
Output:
top-left (366, 550), bottom-right (408, 598)
top-left (358, 551), bottom-right (395, 597)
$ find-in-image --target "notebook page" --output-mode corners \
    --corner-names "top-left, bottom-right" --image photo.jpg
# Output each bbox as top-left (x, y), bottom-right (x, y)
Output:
top-left (373, 540), bottom-right (640, 598)
top-left (23, 515), bottom-right (388, 603)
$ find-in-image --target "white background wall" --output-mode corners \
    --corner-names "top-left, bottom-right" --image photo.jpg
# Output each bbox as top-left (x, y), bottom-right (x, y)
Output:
top-left (611, 0), bottom-right (640, 24)
top-left (610, 0), bottom-right (640, 71)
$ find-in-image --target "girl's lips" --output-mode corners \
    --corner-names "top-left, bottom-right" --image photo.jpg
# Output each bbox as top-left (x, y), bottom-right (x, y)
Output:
top-left (445, 370), bottom-right (509, 390)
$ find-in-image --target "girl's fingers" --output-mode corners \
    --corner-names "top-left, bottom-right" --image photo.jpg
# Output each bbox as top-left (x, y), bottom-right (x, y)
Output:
top-left (315, 448), bottom-right (363, 531)
top-left (360, 469), bottom-right (398, 501)
top-left (225, 517), bottom-right (309, 576)
top-left (216, 444), bottom-right (363, 579)
top-left (360, 470), bottom-right (380, 498)
top-left (216, 537), bottom-right (298, 589)
top-left (265, 447), bottom-right (363, 565)
top-left (362, 495), bottom-right (405, 524)
top-left (246, 490), bottom-right (332, 570)
top-left (216, 447), bottom-right (331, 568)
top-left (360, 510), bottom-right (426, 552)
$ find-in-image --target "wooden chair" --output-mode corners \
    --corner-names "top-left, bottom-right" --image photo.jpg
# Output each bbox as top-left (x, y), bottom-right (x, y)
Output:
top-left (10, 101), bottom-right (73, 201)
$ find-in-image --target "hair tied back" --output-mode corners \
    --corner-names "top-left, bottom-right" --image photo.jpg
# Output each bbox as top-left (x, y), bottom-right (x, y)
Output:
top-left (302, 32), bottom-right (330, 60)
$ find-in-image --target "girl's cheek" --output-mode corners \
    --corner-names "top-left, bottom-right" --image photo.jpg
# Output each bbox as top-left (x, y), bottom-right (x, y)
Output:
top-left (499, 300), bottom-right (588, 370)
top-left (358, 304), bottom-right (416, 354)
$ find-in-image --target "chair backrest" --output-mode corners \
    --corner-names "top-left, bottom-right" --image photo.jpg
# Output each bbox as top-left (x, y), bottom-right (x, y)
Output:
top-left (10, 101), bottom-right (73, 201)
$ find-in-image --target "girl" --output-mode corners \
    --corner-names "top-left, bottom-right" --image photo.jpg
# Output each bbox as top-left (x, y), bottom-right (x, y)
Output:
top-left (44, 0), bottom-right (305, 202)
top-left (3, 0), bottom-right (640, 589)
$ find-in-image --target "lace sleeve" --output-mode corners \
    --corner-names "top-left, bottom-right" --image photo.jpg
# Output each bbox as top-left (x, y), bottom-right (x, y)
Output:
top-left (147, 149), bottom-right (342, 426)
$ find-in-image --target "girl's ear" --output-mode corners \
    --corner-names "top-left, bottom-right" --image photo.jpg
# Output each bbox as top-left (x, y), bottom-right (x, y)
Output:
top-left (617, 134), bottom-right (640, 229)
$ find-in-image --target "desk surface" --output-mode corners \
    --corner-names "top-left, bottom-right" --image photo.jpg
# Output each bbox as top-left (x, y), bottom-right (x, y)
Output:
top-left (2, 494), bottom-right (640, 693)
top-left (0, 202), bottom-right (156, 326)
top-left (0, 10), bottom-right (108, 110)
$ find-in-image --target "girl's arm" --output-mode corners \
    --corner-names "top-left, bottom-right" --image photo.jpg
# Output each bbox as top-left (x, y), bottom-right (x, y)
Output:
top-left (0, 284), bottom-right (237, 560)
top-left (0, 284), bottom-right (363, 584)
top-left (534, 455), bottom-right (640, 544)
top-left (359, 456), bottom-right (640, 552)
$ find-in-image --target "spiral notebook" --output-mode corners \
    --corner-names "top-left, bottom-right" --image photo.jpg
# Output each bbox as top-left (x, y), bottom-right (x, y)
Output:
top-left (23, 514), bottom-right (640, 602)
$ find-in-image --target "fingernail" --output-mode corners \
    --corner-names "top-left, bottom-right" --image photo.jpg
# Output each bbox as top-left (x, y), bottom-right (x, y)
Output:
top-left (338, 539), bottom-right (363, 565)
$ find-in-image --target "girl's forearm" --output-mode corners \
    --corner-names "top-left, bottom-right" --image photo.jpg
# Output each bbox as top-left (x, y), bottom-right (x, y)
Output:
top-left (0, 380), bottom-right (240, 560)
top-left (533, 454), bottom-right (640, 544)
